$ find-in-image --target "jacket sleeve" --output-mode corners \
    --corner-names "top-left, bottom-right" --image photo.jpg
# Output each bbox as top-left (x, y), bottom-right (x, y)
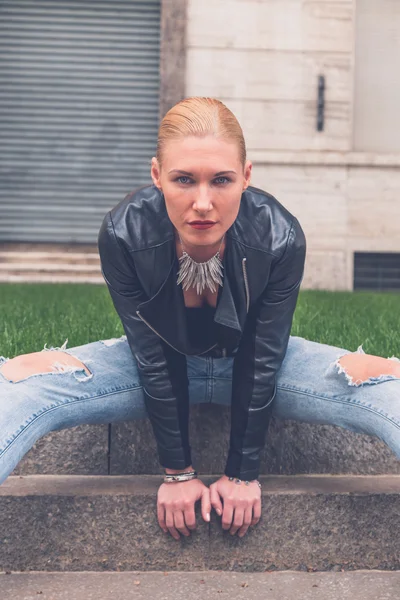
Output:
top-left (97, 211), bottom-right (192, 470)
top-left (224, 217), bottom-right (306, 480)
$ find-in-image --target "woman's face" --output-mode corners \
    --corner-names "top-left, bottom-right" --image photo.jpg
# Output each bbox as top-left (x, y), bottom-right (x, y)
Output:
top-left (150, 135), bottom-right (252, 250)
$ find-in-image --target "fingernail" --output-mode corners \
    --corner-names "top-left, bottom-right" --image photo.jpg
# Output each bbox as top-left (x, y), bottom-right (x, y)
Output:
top-left (216, 509), bottom-right (221, 516)
top-left (206, 513), bottom-right (210, 521)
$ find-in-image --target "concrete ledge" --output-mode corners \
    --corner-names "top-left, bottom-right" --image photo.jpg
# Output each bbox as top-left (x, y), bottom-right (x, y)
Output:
top-left (111, 406), bottom-right (400, 476)
top-left (2, 474), bottom-right (400, 497)
top-left (9, 406), bottom-right (400, 477)
top-left (1, 570), bottom-right (400, 600)
top-left (1, 475), bottom-right (399, 572)
top-left (12, 404), bottom-right (400, 475)
top-left (12, 424), bottom-right (109, 476)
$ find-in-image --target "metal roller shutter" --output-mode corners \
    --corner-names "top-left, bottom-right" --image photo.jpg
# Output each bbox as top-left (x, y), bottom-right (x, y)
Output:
top-left (0, 0), bottom-right (161, 243)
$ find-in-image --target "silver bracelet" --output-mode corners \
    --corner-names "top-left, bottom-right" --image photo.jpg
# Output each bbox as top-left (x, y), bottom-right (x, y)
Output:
top-left (228, 476), bottom-right (262, 489)
top-left (164, 470), bottom-right (198, 483)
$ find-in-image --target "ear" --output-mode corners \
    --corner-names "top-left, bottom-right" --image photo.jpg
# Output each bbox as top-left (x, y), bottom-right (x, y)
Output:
top-left (150, 157), bottom-right (162, 190)
top-left (242, 160), bottom-right (252, 191)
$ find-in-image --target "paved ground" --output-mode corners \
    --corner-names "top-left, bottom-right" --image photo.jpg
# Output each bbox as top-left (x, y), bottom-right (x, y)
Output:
top-left (1, 570), bottom-right (399, 599)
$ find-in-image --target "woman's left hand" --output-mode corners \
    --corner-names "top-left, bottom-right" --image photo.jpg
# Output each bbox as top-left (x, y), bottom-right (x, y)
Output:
top-left (209, 475), bottom-right (261, 537)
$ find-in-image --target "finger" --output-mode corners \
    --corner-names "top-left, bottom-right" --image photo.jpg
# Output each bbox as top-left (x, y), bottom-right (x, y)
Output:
top-left (165, 510), bottom-right (180, 540)
top-left (201, 487), bottom-right (211, 523)
top-left (210, 484), bottom-right (223, 516)
top-left (221, 501), bottom-right (234, 531)
top-left (238, 505), bottom-right (253, 537)
top-left (184, 505), bottom-right (197, 531)
top-left (157, 502), bottom-right (168, 533)
top-left (174, 510), bottom-right (190, 537)
top-left (229, 506), bottom-right (244, 535)
top-left (251, 497), bottom-right (262, 526)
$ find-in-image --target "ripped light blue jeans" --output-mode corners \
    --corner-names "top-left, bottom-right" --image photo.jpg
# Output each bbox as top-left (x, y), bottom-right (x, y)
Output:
top-left (0, 335), bottom-right (399, 485)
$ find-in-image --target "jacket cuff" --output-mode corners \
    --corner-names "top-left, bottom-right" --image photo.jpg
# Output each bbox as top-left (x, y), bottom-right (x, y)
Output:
top-left (158, 445), bottom-right (193, 471)
top-left (224, 450), bottom-right (261, 481)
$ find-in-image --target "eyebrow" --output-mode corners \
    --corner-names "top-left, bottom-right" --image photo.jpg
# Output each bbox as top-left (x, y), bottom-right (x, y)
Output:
top-left (168, 169), bottom-right (237, 176)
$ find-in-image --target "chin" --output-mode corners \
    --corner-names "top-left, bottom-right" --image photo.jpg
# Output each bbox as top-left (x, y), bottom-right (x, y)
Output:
top-left (187, 229), bottom-right (221, 245)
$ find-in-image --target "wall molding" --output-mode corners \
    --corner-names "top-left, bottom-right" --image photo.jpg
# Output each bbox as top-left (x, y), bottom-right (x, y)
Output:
top-left (250, 151), bottom-right (400, 168)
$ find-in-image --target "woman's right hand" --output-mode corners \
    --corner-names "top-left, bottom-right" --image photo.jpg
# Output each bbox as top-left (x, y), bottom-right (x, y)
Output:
top-left (157, 478), bottom-right (211, 540)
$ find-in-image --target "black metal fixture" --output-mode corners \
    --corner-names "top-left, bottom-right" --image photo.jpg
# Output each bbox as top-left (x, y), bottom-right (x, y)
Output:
top-left (354, 252), bottom-right (400, 292)
top-left (317, 75), bottom-right (325, 131)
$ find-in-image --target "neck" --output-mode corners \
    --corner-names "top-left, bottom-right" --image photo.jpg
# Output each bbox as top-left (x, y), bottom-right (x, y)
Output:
top-left (175, 231), bottom-right (225, 263)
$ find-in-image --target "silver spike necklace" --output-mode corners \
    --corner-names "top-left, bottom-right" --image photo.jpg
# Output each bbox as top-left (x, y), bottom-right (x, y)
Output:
top-left (176, 233), bottom-right (225, 295)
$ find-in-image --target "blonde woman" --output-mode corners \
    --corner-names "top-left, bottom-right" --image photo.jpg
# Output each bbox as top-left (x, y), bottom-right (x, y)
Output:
top-left (1, 98), bottom-right (399, 542)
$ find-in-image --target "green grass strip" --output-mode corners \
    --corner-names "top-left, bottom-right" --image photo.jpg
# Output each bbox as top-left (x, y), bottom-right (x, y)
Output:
top-left (0, 284), bottom-right (399, 359)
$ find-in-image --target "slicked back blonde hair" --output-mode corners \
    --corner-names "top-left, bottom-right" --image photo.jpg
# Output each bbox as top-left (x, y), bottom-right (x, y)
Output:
top-left (156, 97), bottom-right (247, 169)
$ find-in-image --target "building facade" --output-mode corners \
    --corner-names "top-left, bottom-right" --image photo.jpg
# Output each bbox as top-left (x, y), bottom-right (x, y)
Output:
top-left (1, 0), bottom-right (399, 290)
top-left (181, 0), bottom-right (400, 292)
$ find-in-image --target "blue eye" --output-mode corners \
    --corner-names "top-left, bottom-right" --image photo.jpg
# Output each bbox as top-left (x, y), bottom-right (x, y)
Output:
top-left (174, 176), bottom-right (231, 185)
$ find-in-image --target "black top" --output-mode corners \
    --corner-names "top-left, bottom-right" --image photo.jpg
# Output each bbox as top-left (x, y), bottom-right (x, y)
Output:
top-left (185, 304), bottom-right (217, 350)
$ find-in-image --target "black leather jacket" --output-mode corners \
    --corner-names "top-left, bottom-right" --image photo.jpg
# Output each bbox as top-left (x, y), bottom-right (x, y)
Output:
top-left (97, 184), bottom-right (306, 480)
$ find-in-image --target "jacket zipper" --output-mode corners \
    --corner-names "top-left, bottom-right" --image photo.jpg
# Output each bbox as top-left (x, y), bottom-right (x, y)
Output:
top-left (242, 257), bottom-right (250, 313)
top-left (136, 310), bottom-right (220, 356)
top-left (248, 383), bottom-right (277, 411)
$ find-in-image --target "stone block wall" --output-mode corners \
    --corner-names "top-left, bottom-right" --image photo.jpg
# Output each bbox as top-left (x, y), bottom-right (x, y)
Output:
top-left (181, 0), bottom-right (400, 290)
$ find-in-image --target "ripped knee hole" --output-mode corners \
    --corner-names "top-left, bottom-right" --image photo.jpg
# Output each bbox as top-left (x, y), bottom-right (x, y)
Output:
top-left (336, 352), bottom-right (400, 386)
top-left (0, 351), bottom-right (91, 382)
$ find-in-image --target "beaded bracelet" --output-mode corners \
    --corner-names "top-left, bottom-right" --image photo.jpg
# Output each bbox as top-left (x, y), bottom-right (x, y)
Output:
top-left (228, 476), bottom-right (262, 489)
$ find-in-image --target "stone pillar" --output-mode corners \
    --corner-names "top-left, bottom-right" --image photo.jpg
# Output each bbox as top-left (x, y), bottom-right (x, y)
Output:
top-left (159, 0), bottom-right (188, 120)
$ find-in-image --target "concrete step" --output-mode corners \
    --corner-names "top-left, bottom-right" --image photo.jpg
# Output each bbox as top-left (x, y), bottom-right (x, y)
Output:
top-left (12, 407), bottom-right (400, 478)
top-left (0, 251), bottom-right (100, 265)
top-left (0, 273), bottom-right (104, 283)
top-left (0, 243), bottom-right (98, 253)
top-left (0, 474), bottom-right (399, 572)
top-left (0, 262), bottom-right (100, 272)
top-left (1, 570), bottom-right (400, 600)
top-left (0, 243), bottom-right (102, 283)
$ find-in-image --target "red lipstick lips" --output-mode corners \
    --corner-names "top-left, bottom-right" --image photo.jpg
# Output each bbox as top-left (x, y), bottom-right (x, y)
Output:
top-left (189, 220), bottom-right (216, 230)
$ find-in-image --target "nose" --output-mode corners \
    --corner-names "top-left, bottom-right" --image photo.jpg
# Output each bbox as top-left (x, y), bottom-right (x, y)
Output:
top-left (192, 185), bottom-right (213, 214)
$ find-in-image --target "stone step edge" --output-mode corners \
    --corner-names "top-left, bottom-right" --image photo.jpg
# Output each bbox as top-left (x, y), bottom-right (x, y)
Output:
top-left (2, 474), bottom-right (400, 497)
top-left (1, 570), bottom-right (400, 600)
top-left (0, 275), bottom-right (105, 284)
top-left (0, 256), bottom-right (99, 263)
top-left (0, 252), bottom-right (99, 259)
top-left (0, 264), bottom-right (100, 272)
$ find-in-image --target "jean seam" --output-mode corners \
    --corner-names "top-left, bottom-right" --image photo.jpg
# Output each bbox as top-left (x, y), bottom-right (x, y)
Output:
top-left (206, 357), bottom-right (212, 403)
top-left (0, 385), bottom-right (142, 458)
top-left (209, 356), bottom-right (215, 403)
top-left (276, 384), bottom-right (400, 430)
